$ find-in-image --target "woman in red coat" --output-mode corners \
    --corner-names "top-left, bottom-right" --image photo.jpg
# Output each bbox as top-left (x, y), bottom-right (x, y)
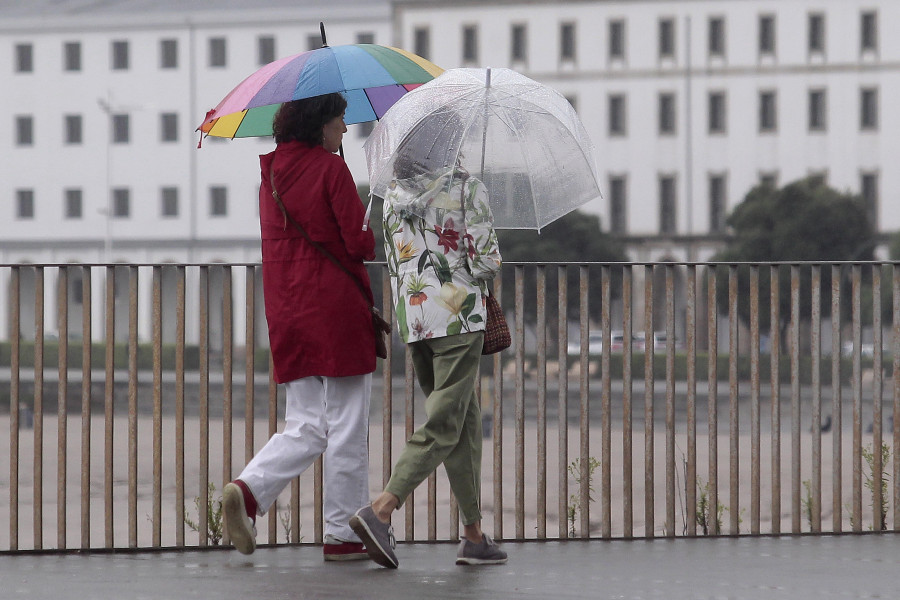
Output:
top-left (222, 93), bottom-right (377, 562)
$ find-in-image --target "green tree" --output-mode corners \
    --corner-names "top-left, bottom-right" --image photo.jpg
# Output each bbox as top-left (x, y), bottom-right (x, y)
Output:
top-left (711, 177), bottom-right (875, 345)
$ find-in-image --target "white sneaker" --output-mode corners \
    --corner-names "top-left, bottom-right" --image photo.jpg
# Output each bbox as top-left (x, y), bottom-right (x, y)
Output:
top-left (223, 482), bottom-right (257, 554)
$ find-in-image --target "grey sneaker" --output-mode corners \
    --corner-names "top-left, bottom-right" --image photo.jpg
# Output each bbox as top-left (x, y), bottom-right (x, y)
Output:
top-left (349, 505), bottom-right (398, 568)
top-left (455, 534), bottom-right (508, 565)
top-left (223, 482), bottom-right (257, 555)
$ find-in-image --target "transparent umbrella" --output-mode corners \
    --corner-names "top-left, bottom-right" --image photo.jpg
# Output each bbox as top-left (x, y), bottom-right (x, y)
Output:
top-left (364, 67), bottom-right (602, 230)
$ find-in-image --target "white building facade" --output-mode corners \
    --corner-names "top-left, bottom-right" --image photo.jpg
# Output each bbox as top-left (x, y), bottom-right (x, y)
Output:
top-left (1, 0), bottom-right (898, 344)
top-left (393, 0), bottom-right (898, 262)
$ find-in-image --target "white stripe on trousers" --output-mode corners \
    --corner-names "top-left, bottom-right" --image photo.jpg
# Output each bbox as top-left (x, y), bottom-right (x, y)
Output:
top-left (238, 373), bottom-right (371, 543)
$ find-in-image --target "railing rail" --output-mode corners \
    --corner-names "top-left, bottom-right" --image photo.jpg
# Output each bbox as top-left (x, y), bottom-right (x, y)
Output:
top-left (1, 261), bottom-right (899, 551)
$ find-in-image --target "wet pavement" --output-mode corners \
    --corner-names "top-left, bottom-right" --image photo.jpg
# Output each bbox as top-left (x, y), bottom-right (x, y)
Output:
top-left (2, 533), bottom-right (897, 599)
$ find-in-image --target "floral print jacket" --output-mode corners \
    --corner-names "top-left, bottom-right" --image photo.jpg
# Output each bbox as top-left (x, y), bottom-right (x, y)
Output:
top-left (383, 168), bottom-right (502, 343)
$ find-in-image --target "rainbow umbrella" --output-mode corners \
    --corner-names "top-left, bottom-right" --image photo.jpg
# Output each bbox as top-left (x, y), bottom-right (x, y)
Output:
top-left (198, 44), bottom-right (443, 139)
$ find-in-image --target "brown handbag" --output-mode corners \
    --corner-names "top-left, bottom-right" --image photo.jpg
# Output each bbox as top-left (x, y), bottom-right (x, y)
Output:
top-left (269, 164), bottom-right (391, 359)
top-left (457, 176), bottom-right (510, 355)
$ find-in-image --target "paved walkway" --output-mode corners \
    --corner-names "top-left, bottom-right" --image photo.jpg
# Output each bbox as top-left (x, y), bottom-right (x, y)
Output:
top-left (2, 533), bottom-right (897, 599)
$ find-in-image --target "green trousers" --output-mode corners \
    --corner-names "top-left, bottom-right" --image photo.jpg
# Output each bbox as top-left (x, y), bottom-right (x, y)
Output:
top-left (384, 332), bottom-right (484, 525)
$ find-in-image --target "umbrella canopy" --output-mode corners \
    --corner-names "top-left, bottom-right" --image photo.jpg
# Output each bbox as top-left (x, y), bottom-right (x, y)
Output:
top-left (364, 67), bottom-right (602, 230)
top-left (198, 44), bottom-right (443, 138)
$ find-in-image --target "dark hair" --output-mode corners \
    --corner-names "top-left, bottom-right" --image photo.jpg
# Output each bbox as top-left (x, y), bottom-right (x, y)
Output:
top-left (272, 93), bottom-right (347, 145)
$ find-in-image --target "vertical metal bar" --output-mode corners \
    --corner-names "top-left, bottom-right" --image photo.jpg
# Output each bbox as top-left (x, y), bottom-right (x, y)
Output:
top-left (80, 266), bottom-right (92, 549)
top-left (152, 266), bottom-right (163, 547)
top-left (245, 266), bottom-right (256, 467)
top-left (223, 267), bottom-right (233, 486)
top-left (292, 477), bottom-right (302, 544)
top-left (175, 267), bottom-right (186, 546)
top-left (428, 471), bottom-right (437, 541)
top-left (872, 265), bottom-right (884, 531)
top-left (622, 266), bottom-right (633, 538)
top-left (536, 265), bottom-right (547, 539)
top-left (728, 265), bottom-right (739, 534)
top-left (707, 266), bottom-right (718, 535)
top-left (643, 264), bottom-right (654, 537)
top-left (851, 264), bottom-right (862, 531)
top-left (314, 457), bottom-right (323, 543)
top-left (601, 265), bottom-right (612, 538)
top-left (579, 265), bottom-right (590, 537)
top-left (664, 265), bottom-right (675, 537)
top-left (831, 265), bottom-right (842, 532)
top-left (893, 265), bottom-right (900, 531)
top-left (685, 265), bottom-right (697, 536)
top-left (492, 276), bottom-right (504, 540)
top-left (34, 266), bottom-right (45, 550)
top-left (104, 266), bottom-right (115, 548)
top-left (9, 266), bottom-right (20, 551)
top-left (57, 266), bottom-right (69, 549)
top-left (790, 265), bottom-right (801, 534)
top-left (449, 490), bottom-right (459, 541)
top-left (381, 267), bottom-right (393, 491)
top-left (811, 266), bottom-right (822, 532)
top-left (515, 265), bottom-right (526, 539)
top-left (770, 266), bottom-right (781, 535)
top-left (557, 266), bottom-right (569, 538)
top-left (749, 266), bottom-right (760, 534)
top-left (267, 354), bottom-right (277, 543)
top-left (404, 347), bottom-right (415, 541)
top-left (198, 266), bottom-right (210, 546)
top-left (127, 265), bottom-right (139, 548)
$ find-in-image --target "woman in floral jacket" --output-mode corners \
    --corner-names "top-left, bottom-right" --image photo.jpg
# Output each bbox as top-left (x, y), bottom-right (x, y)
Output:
top-left (350, 163), bottom-right (507, 568)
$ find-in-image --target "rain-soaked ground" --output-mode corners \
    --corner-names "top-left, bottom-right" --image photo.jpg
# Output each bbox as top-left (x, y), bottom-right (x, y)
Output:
top-left (2, 533), bottom-right (897, 599)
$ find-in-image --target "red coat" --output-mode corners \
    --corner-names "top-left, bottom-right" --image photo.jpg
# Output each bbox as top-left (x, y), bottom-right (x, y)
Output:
top-left (259, 141), bottom-right (376, 383)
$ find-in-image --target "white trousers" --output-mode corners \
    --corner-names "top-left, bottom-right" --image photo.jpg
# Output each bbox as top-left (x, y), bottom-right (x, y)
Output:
top-left (238, 373), bottom-right (371, 543)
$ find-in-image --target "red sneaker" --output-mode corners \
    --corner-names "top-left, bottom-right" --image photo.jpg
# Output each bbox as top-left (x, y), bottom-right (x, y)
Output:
top-left (323, 534), bottom-right (369, 561)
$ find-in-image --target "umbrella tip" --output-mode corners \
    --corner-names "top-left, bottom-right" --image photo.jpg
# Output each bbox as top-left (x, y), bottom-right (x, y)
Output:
top-left (320, 22), bottom-right (328, 47)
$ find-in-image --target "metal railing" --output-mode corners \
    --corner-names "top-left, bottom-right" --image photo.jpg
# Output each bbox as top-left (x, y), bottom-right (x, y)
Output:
top-left (1, 261), bottom-right (898, 551)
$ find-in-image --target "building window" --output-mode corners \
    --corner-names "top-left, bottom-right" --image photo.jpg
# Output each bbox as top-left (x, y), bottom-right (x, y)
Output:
top-left (161, 187), bottom-right (179, 217)
top-left (807, 172), bottom-right (828, 188)
top-left (16, 190), bottom-right (34, 219)
top-left (112, 40), bottom-right (129, 70)
top-left (808, 89), bottom-right (826, 131)
top-left (160, 39), bottom-right (178, 69)
top-left (209, 37), bottom-right (227, 67)
top-left (760, 172), bottom-right (778, 188)
top-left (307, 34), bottom-right (321, 51)
top-left (414, 27), bottom-right (431, 60)
top-left (709, 174), bottom-right (727, 233)
top-left (64, 41), bottom-right (81, 71)
top-left (112, 114), bottom-right (130, 143)
top-left (860, 88), bottom-right (878, 130)
top-left (258, 36), bottom-right (275, 65)
top-left (708, 17), bottom-right (725, 57)
top-left (609, 20), bottom-right (625, 60)
top-left (16, 115), bottom-right (34, 146)
top-left (511, 24), bottom-right (527, 63)
top-left (658, 18), bottom-right (675, 59)
top-left (808, 13), bottom-right (825, 54)
top-left (65, 114), bottom-right (83, 144)
top-left (659, 176), bottom-right (677, 234)
top-left (65, 189), bottom-right (83, 219)
top-left (560, 22), bottom-right (576, 61)
top-left (608, 176), bottom-right (627, 234)
top-left (112, 188), bottom-right (130, 218)
top-left (210, 186), bottom-right (228, 216)
top-left (356, 32), bottom-right (375, 44)
top-left (462, 25), bottom-right (478, 63)
top-left (161, 112), bottom-right (179, 142)
top-left (15, 43), bottom-right (33, 73)
top-left (759, 91), bottom-right (777, 132)
top-left (708, 92), bottom-right (726, 134)
top-left (861, 11), bottom-right (878, 53)
top-left (758, 15), bottom-right (775, 56)
top-left (658, 93), bottom-right (676, 135)
top-left (608, 94), bottom-right (626, 136)
top-left (861, 172), bottom-right (878, 228)
top-left (358, 121), bottom-right (374, 138)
